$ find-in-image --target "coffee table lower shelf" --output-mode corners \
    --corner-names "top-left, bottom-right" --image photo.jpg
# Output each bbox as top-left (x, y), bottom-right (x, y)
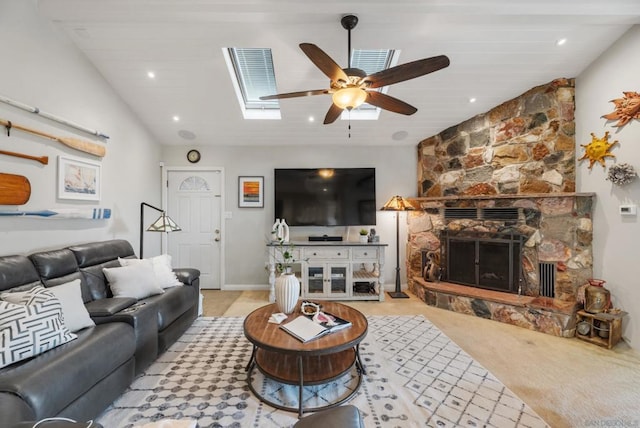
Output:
top-left (246, 347), bottom-right (363, 417)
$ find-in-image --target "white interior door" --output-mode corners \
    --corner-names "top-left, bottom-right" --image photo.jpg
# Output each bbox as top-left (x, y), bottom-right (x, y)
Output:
top-left (166, 169), bottom-right (223, 289)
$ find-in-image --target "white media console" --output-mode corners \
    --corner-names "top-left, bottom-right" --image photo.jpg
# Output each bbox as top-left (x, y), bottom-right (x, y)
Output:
top-left (267, 242), bottom-right (387, 302)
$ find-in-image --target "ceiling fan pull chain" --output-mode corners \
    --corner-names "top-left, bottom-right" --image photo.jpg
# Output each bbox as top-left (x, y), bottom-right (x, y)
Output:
top-left (348, 111), bottom-right (352, 138)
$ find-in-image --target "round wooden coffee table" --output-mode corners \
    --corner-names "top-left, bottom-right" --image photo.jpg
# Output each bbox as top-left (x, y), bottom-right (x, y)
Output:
top-left (243, 301), bottom-right (368, 417)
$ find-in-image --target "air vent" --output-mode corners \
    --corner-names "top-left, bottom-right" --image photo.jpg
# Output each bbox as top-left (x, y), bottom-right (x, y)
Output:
top-left (539, 262), bottom-right (555, 298)
top-left (444, 208), bottom-right (478, 219)
top-left (480, 208), bottom-right (519, 220)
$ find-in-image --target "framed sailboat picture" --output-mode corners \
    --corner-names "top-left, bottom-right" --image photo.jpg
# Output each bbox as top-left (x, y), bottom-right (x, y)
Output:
top-left (58, 155), bottom-right (101, 201)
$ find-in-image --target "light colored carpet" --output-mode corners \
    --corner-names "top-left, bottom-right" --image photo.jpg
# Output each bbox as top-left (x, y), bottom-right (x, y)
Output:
top-left (97, 316), bottom-right (548, 427)
top-left (213, 291), bottom-right (640, 428)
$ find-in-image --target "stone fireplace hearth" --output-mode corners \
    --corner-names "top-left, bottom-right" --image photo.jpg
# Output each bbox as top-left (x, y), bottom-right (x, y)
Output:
top-left (407, 193), bottom-right (594, 337)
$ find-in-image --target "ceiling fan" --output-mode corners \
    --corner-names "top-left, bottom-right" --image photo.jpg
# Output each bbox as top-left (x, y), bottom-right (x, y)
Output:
top-left (260, 14), bottom-right (450, 125)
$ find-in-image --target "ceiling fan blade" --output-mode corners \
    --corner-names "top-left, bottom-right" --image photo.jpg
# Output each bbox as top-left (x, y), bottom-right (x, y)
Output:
top-left (365, 91), bottom-right (417, 115)
top-left (365, 55), bottom-right (450, 89)
top-left (323, 103), bottom-right (344, 124)
top-left (260, 89), bottom-right (328, 100)
top-left (300, 43), bottom-right (349, 83)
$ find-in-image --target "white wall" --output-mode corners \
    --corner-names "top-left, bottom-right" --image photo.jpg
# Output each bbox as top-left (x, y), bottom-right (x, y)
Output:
top-left (0, 1), bottom-right (162, 257)
top-left (576, 25), bottom-right (640, 348)
top-left (161, 144), bottom-right (417, 288)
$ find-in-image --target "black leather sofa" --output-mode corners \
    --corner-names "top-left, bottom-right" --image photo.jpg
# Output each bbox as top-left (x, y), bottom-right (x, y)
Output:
top-left (0, 239), bottom-right (200, 426)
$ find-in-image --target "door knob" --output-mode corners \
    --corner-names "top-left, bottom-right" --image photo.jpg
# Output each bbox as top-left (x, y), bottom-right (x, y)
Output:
top-left (214, 238), bottom-right (220, 242)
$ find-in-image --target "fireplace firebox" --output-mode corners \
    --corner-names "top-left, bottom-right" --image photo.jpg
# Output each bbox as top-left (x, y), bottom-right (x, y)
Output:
top-left (442, 230), bottom-right (524, 294)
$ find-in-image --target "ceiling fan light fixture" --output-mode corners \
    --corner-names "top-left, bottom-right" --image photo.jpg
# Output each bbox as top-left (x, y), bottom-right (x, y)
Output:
top-left (332, 87), bottom-right (367, 110)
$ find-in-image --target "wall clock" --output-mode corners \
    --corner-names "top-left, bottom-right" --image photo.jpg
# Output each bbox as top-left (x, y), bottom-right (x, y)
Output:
top-left (187, 149), bottom-right (201, 163)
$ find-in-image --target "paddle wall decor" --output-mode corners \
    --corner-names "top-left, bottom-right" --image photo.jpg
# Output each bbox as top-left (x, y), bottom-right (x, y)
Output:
top-left (1, 117), bottom-right (106, 157)
top-left (0, 208), bottom-right (111, 219)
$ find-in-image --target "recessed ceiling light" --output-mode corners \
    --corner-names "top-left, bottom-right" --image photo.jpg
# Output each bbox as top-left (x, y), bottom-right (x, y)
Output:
top-left (172, 116), bottom-right (180, 122)
top-left (308, 116), bottom-right (315, 122)
top-left (469, 97), bottom-right (477, 103)
top-left (147, 71), bottom-right (156, 79)
top-left (556, 38), bottom-right (567, 46)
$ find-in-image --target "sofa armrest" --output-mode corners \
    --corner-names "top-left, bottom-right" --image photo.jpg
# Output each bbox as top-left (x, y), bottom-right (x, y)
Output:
top-left (85, 297), bottom-right (137, 317)
top-left (0, 392), bottom-right (34, 426)
top-left (173, 268), bottom-right (200, 286)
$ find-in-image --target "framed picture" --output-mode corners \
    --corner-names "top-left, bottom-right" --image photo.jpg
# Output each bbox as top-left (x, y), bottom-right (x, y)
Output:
top-left (238, 176), bottom-right (264, 208)
top-left (57, 155), bottom-right (101, 201)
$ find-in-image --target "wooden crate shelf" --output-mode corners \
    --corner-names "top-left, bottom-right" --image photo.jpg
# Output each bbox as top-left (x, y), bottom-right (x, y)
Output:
top-left (575, 310), bottom-right (627, 349)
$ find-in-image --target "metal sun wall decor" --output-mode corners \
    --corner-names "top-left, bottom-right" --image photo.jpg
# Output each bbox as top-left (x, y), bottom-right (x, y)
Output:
top-left (602, 91), bottom-right (640, 128)
top-left (579, 131), bottom-right (618, 169)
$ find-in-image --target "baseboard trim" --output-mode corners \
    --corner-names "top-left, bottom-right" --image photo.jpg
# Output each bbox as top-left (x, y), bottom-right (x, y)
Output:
top-left (222, 284), bottom-right (270, 291)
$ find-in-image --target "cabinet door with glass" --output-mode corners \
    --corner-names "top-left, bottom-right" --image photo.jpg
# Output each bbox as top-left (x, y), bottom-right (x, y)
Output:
top-left (304, 263), bottom-right (350, 298)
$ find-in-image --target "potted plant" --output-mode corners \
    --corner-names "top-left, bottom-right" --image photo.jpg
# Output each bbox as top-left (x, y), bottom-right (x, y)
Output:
top-left (359, 228), bottom-right (369, 243)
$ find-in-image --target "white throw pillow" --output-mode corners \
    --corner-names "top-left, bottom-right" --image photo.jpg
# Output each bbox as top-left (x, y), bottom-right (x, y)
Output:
top-left (103, 260), bottom-right (165, 299)
top-left (1, 279), bottom-right (94, 333)
top-left (47, 279), bottom-right (96, 332)
top-left (0, 286), bottom-right (77, 369)
top-left (120, 254), bottom-right (182, 289)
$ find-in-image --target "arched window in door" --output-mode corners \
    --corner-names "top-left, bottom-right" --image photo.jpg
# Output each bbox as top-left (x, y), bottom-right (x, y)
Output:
top-left (179, 176), bottom-right (211, 191)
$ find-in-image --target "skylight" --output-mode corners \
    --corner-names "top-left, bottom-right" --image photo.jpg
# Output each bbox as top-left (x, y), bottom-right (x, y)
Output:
top-left (223, 47), bottom-right (281, 120)
top-left (224, 47), bottom-right (397, 121)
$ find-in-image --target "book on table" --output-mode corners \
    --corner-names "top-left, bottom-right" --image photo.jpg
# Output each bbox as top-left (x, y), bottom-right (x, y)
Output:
top-left (280, 311), bottom-right (352, 342)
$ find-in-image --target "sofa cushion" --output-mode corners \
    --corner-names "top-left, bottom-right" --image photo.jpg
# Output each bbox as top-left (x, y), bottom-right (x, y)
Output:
top-left (69, 239), bottom-right (136, 267)
top-left (0, 255), bottom-right (42, 292)
top-left (120, 255), bottom-right (182, 289)
top-left (29, 249), bottom-right (87, 300)
top-left (0, 322), bottom-right (134, 420)
top-left (103, 261), bottom-right (164, 300)
top-left (144, 286), bottom-right (196, 331)
top-left (79, 260), bottom-right (121, 301)
top-left (0, 287), bottom-right (77, 369)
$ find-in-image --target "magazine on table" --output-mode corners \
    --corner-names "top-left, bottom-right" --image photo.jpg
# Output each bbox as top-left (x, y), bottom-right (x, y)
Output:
top-left (280, 307), bottom-right (352, 342)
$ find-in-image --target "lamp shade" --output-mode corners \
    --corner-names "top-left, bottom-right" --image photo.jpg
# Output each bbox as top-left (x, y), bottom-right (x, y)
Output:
top-left (332, 87), bottom-right (367, 110)
top-left (381, 195), bottom-right (415, 211)
top-left (146, 212), bottom-right (181, 232)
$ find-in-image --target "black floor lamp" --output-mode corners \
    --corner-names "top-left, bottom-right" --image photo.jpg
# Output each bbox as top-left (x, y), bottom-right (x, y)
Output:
top-left (381, 195), bottom-right (415, 298)
top-left (140, 202), bottom-right (181, 258)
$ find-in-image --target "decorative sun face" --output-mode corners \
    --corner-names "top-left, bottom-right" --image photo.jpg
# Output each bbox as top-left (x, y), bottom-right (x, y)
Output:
top-left (579, 131), bottom-right (618, 169)
top-left (602, 91), bottom-right (640, 128)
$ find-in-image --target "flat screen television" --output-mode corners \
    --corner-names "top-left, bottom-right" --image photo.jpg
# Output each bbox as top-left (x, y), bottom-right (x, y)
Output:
top-left (274, 168), bottom-right (376, 226)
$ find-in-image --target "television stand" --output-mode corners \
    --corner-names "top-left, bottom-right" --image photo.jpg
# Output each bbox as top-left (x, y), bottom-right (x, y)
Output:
top-left (308, 235), bottom-right (343, 242)
top-left (267, 242), bottom-right (387, 302)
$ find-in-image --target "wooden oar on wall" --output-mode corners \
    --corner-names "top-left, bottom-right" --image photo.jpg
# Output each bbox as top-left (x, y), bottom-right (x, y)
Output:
top-left (0, 118), bottom-right (106, 158)
top-left (0, 149), bottom-right (48, 165)
top-left (0, 172), bottom-right (30, 205)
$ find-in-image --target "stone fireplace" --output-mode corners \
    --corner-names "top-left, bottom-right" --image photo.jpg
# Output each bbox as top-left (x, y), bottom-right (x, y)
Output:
top-left (408, 193), bottom-right (594, 337)
top-left (406, 78), bottom-right (593, 337)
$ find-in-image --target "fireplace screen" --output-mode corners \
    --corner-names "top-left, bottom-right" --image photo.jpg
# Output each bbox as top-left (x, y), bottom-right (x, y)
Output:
top-left (444, 231), bottom-right (523, 294)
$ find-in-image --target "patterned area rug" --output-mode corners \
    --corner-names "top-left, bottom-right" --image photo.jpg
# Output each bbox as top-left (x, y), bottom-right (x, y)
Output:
top-left (96, 316), bottom-right (549, 428)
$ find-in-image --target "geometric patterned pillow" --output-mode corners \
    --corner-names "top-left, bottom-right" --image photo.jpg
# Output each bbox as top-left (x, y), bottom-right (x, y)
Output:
top-left (0, 286), bottom-right (77, 369)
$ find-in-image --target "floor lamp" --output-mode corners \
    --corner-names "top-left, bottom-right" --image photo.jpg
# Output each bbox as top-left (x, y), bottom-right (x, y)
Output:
top-left (140, 202), bottom-right (181, 258)
top-left (381, 195), bottom-right (415, 298)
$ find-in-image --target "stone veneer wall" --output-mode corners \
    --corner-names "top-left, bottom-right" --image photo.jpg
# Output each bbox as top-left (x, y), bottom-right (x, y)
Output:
top-left (417, 78), bottom-right (576, 198)
top-left (407, 78), bottom-right (593, 335)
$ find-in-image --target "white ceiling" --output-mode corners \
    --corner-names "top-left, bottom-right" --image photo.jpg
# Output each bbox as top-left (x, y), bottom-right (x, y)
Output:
top-left (37, 0), bottom-right (640, 147)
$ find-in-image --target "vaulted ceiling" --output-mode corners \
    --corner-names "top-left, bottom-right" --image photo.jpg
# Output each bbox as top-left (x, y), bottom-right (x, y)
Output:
top-left (37, 0), bottom-right (640, 147)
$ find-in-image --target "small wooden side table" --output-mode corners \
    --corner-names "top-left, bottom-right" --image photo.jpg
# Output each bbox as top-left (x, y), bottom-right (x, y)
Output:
top-left (575, 309), bottom-right (627, 349)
